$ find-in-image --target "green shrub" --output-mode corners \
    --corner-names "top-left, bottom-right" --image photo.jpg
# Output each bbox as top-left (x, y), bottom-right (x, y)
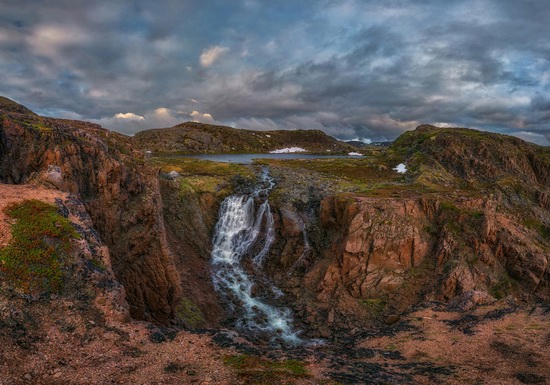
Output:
top-left (0, 200), bottom-right (79, 295)
top-left (359, 298), bottom-right (386, 314)
top-left (223, 354), bottom-right (309, 384)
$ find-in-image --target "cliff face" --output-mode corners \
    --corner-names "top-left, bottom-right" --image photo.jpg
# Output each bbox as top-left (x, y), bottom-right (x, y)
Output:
top-left (0, 99), bottom-right (181, 323)
top-left (159, 179), bottom-right (225, 327)
top-left (133, 121), bottom-right (357, 154)
top-left (0, 184), bottom-right (129, 350)
top-left (268, 194), bottom-right (549, 337)
top-left (265, 126), bottom-right (550, 337)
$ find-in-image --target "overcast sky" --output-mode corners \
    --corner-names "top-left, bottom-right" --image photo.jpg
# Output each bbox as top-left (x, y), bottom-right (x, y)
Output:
top-left (1, 0), bottom-right (549, 144)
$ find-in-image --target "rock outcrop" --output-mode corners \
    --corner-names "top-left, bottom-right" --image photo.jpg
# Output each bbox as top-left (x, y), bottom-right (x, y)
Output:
top-left (264, 125), bottom-right (550, 337)
top-left (0, 98), bottom-right (181, 323)
top-left (391, 124), bottom-right (550, 186)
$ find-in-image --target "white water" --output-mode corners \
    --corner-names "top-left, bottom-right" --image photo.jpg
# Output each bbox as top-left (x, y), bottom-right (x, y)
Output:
top-left (211, 169), bottom-right (301, 345)
top-left (287, 218), bottom-right (311, 277)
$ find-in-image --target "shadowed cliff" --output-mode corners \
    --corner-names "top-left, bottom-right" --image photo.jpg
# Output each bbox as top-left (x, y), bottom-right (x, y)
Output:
top-left (0, 97), bottom-right (181, 323)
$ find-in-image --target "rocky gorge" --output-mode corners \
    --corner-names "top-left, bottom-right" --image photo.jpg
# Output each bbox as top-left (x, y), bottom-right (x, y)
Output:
top-left (1, 96), bottom-right (549, 384)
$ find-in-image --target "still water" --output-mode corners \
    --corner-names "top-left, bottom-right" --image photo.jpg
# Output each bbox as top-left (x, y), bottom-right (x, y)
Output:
top-left (158, 153), bottom-right (358, 164)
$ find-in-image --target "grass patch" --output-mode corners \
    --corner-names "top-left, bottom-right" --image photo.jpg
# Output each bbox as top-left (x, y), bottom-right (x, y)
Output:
top-left (151, 157), bottom-right (255, 195)
top-left (0, 200), bottom-right (79, 295)
top-left (522, 217), bottom-right (550, 240)
top-left (258, 157), bottom-right (401, 188)
top-left (149, 156), bottom-right (253, 178)
top-left (223, 354), bottom-right (309, 384)
top-left (175, 297), bottom-right (205, 328)
top-left (359, 298), bottom-right (386, 315)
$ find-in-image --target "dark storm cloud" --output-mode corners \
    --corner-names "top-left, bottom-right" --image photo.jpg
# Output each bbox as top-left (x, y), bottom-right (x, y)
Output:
top-left (0, 0), bottom-right (548, 144)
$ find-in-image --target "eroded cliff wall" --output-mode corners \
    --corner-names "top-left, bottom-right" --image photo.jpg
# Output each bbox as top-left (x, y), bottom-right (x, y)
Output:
top-left (0, 103), bottom-right (181, 323)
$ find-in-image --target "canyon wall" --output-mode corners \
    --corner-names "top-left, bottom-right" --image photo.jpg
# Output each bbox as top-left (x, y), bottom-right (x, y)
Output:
top-left (0, 104), bottom-right (181, 323)
top-left (2, 99), bottom-right (549, 338)
top-left (267, 193), bottom-right (549, 337)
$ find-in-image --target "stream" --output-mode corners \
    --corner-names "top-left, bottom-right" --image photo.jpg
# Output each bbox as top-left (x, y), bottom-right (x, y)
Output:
top-left (210, 168), bottom-right (302, 345)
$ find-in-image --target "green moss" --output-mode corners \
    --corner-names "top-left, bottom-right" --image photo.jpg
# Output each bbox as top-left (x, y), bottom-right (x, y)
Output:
top-left (522, 217), bottom-right (550, 240)
top-left (89, 258), bottom-right (107, 272)
top-left (0, 200), bottom-right (79, 295)
top-left (359, 298), bottom-right (386, 315)
top-left (150, 156), bottom-right (253, 178)
top-left (223, 354), bottom-right (309, 384)
top-left (489, 272), bottom-right (513, 300)
top-left (175, 297), bottom-right (205, 328)
top-left (440, 201), bottom-right (460, 214)
top-left (151, 157), bottom-right (255, 196)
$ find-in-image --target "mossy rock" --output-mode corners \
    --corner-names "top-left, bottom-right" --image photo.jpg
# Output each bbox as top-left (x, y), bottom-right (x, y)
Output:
top-left (175, 297), bottom-right (205, 328)
top-left (0, 199), bottom-right (79, 295)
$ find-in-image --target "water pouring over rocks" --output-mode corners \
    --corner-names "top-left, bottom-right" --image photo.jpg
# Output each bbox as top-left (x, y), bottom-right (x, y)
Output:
top-left (211, 168), bottom-right (302, 345)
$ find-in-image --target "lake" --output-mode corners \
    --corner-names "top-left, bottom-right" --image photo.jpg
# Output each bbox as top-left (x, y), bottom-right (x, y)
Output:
top-left (157, 153), bottom-right (362, 164)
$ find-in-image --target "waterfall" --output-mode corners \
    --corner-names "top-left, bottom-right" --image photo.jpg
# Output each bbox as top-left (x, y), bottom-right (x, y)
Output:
top-left (211, 168), bottom-right (301, 345)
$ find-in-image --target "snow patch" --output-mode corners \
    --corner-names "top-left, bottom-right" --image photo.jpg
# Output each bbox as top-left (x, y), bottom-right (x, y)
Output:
top-left (393, 163), bottom-right (407, 173)
top-left (348, 152), bottom-right (364, 156)
top-left (269, 147), bottom-right (307, 154)
top-left (265, 134), bottom-right (271, 138)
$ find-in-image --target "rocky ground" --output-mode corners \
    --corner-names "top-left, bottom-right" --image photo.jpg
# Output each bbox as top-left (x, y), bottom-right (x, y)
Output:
top-left (2, 279), bottom-right (548, 384)
top-left (2, 184), bottom-right (547, 385)
top-left (1, 97), bottom-right (549, 384)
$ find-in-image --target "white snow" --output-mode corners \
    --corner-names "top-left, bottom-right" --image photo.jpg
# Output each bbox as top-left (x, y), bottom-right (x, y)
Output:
top-left (269, 147), bottom-right (307, 154)
top-left (265, 134), bottom-right (271, 138)
top-left (393, 163), bottom-right (407, 173)
top-left (348, 152), bottom-right (364, 156)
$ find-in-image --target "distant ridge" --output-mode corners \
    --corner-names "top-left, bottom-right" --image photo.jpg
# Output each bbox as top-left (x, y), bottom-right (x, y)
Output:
top-left (345, 140), bottom-right (393, 148)
top-left (132, 121), bottom-right (357, 154)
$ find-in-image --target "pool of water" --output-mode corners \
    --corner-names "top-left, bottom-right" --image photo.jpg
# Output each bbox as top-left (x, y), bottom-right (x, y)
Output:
top-left (156, 153), bottom-right (360, 164)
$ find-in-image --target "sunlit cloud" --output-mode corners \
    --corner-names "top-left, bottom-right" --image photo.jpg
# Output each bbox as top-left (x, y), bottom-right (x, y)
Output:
top-left (114, 112), bottom-right (145, 121)
top-left (190, 110), bottom-right (214, 123)
top-left (200, 46), bottom-right (229, 67)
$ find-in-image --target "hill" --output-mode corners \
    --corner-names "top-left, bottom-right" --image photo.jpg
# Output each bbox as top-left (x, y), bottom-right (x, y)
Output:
top-left (390, 124), bottom-right (550, 186)
top-left (132, 121), bottom-right (357, 154)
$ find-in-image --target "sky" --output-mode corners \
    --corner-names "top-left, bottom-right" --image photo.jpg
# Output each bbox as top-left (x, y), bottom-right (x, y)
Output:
top-left (1, 0), bottom-right (549, 145)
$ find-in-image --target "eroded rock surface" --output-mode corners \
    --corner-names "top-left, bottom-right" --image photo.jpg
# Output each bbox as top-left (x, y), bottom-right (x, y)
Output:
top-left (0, 100), bottom-right (181, 323)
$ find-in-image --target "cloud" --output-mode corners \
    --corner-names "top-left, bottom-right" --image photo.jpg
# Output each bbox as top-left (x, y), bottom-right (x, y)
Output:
top-left (114, 112), bottom-right (145, 121)
top-left (511, 131), bottom-right (550, 146)
top-left (0, 0), bottom-right (549, 145)
top-left (92, 108), bottom-right (186, 134)
top-left (200, 46), bottom-right (229, 67)
top-left (28, 24), bottom-right (90, 57)
top-left (190, 110), bottom-right (214, 123)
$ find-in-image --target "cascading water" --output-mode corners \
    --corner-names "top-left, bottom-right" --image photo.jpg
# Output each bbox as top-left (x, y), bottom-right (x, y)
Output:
top-left (211, 168), bottom-right (301, 345)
